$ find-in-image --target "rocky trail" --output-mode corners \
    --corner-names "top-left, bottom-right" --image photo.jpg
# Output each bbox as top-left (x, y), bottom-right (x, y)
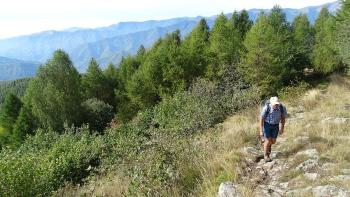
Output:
top-left (218, 108), bottom-right (350, 197)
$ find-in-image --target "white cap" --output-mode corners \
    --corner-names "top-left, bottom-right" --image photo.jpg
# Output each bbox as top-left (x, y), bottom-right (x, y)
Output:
top-left (270, 96), bottom-right (280, 105)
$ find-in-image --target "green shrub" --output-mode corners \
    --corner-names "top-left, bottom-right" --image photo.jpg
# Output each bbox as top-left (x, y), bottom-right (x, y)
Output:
top-left (82, 98), bottom-right (114, 133)
top-left (154, 74), bottom-right (258, 135)
top-left (277, 80), bottom-right (310, 101)
top-left (154, 78), bottom-right (221, 134)
top-left (0, 126), bottom-right (103, 197)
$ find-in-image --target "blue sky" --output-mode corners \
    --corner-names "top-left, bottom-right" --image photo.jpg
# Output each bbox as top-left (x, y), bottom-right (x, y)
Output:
top-left (0, 0), bottom-right (336, 39)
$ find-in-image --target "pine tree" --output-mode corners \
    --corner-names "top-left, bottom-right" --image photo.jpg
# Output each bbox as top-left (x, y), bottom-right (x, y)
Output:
top-left (82, 58), bottom-right (113, 104)
top-left (182, 18), bottom-right (210, 84)
top-left (118, 56), bottom-right (141, 88)
top-left (104, 63), bottom-right (118, 87)
top-left (125, 40), bottom-right (163, 110)
top-left (336, 0), bottom-right (350, 68)
top-left (25, 50), bottom-right (82, 131)
top-left (238, 10), bottom-right (293, 96)
top-left (126, 69), bottom-right (160, 110)
top-left (137, 45), bottom-right (146, 57)
top-left (12, 104), bottom-right (37, 144)
top-left (126, 31), bottom-right (186, 109)
top-left (0, 93), bottom-right (23, 132)
top-left (234, 10), bottom-right (253, 39)
top-left (103, 63), bottom-right (118, 108)
top-left (208, 13), bottom-right (241, 80)
top-left (292, 14), bottom-right (314, 72)
top-left (313, 8), bottom-right (341, 74)
top-left (154, 30), bottom-right (186, 97)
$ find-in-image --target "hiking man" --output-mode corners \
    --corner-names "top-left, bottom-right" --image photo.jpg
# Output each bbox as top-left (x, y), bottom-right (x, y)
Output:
top-left (259, 96), bottom-right (287, 162)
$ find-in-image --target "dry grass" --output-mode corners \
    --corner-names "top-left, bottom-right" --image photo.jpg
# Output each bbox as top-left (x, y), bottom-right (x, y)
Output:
top-left (53, 170), bottom-right (129, 197)
top-left (202, 74), bottom-right (350, 195)
top-left (191, 108), bottom-right (259, 196)
top-left (57, 75), bottom-right (350, 196)
top-left (273, 75), bottom-right (350, 191)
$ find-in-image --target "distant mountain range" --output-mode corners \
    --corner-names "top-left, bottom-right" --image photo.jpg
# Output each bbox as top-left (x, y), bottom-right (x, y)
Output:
top-left (0, 1), bottom-right (340, 80)
top-left (0, 56), bottom-right (39, 80)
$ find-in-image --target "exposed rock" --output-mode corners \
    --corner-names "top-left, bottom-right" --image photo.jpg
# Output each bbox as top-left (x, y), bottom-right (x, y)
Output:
top-left (293, 136), bottom-right (310, 144)
top-left (287, 112), bottom-right (304, 124)
top-left (279, 182), bottom-right (289, 189)
top-left (256, 185), bottom-right (284, 197)
top-left (244, 157), bottom-right (254, 165)
top-left (243, 146), bottom-right (262, 156)
top-left (270, 151), bottom-right (283, 159)
top-left (330, 175), bottom-right (350, 182)
top-left (312, 185), bottom-right (349, 197)
top-left (322, 117), bottom-right (349, 124)
top-left (261, 160), bottom-right (277, 171)
top-left (322, 162), bottom-right (337, 171)
top-left (268, 185), bottom-right (286, 196)
top-left (342, 169), bottom-right (350, 174)
top-left (304, 172), bottom-right (319, 181)
top-left (218, 182), bottom-right (241, 197)
top-left (296, 159), bottom-right (319, 172)
top-left (343, 104), bottom-right (350, 111)
top-left (286, 186), bottom-right (312, 197)
top-left (296, 148), bottom-right (319, 160)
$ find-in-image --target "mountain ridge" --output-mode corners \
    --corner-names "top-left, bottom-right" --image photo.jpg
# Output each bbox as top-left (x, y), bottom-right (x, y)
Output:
top-left (0, 1), bottom-right (340, 80)
top-left (0, 56), bottom-right (39, 80)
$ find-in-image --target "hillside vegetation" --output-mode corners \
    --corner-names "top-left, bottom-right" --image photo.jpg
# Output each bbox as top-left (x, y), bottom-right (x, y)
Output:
top-left (0, 1), bottom-right (350, 196)
top-left (54, 75), bottom-right (350, 197)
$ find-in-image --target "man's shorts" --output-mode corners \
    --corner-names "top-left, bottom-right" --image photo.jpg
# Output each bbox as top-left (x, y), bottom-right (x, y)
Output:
top-left (263, 122), bottom-right (279, 138)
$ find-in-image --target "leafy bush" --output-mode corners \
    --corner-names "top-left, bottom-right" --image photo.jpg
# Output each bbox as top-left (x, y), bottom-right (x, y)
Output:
top-left (0, 126), bottom-right (103, 197)
top-left (82, 98), bottom-right (114, 133)
top-left (154, 69), bottom-right (258, 134)
top-left (277, 80), bottom-right (310, 101)
top-left (154, 78), bottom-right (221, 134)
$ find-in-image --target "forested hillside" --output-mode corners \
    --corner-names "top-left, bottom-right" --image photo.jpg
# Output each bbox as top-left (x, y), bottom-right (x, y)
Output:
top-left (0, 1), bottom-right (349, 196)
top-left (0, 57), bottom-right (39, 80)
top-left (0, 78), bottom-right (30, 105)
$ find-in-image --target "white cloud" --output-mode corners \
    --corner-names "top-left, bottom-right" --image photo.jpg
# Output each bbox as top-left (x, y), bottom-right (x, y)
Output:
top-left (0, 0), bottom-right (336, 38)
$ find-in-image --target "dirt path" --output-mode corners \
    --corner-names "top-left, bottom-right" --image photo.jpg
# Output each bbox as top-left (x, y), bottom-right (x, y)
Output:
top-left (235, 110), bottom-right (350, 197)
top-left (240, 133), bottom-right (290, 196)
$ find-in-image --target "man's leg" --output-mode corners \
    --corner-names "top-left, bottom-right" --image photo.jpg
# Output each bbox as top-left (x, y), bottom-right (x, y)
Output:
top-left (268, 138), bottom-right (276, 157)
top-left (264, 139), bottom-right (270, 157)
top-left (268, 126), bottom-right (278, 158)
top-left (263, 122), bottom-right (272, 160)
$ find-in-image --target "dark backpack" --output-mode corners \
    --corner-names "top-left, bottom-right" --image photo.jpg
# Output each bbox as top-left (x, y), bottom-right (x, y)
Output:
top-left (264, 100), bottom-right (285, 118)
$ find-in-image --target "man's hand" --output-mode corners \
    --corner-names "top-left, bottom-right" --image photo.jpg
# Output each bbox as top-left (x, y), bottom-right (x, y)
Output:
top-left (280, 116), bottom-right (285, 135)
top-left (279, 128), bottom-right (284, 135)
top-left (259, 118), bottom-right (264, 136)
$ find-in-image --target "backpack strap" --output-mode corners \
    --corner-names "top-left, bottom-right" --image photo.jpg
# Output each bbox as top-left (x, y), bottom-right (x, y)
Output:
top-left (265, 103), bottom-right (285, 119)
top-left (279, 104), bottom-right (285, 117)
top-left (264, 103), bottom-right (271, 118)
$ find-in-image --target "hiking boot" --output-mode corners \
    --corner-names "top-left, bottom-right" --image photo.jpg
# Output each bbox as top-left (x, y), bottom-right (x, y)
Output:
top-left (264, 156), bottom-right (272, 162)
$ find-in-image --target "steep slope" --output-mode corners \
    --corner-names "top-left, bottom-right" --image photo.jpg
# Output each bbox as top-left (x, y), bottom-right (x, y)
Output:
top-left (0, 57), bottom-right (39, 80)
top-left (54, 75), bottom-right (350, 196)
top-left (219, 76), bottom-right (350, 196)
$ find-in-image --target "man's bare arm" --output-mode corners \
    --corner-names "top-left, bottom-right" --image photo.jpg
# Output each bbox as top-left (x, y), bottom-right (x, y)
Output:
top-left (260, 117), bottom-right (264, 135)
top-left (280, 117), bottom-right (285, 134)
